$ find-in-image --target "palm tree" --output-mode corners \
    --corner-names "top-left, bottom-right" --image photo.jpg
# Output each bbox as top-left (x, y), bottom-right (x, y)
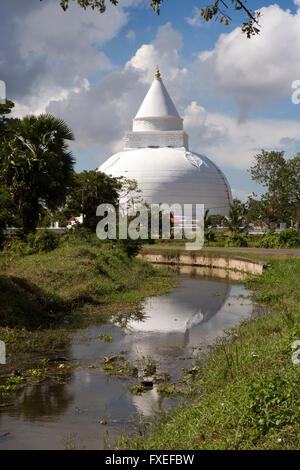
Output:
top-left (228, 205), bottom-right (245, 233)
top-left (0, 114), bottom-right (75, 233)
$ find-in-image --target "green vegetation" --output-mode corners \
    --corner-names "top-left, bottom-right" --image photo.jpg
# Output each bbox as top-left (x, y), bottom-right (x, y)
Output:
top-left (120, 256), bottom-right (300, 450)
top-left (0, 186), bottom-right (14, 249)
top-left (102, 357), bottom-right (138, 377)
top-left (98, 333), bottom-right (113, 342)
top-left (0, 113), bottom-right (75, 234)
top-left (136, 354), bottom-right (157, 377)
top-left (129, 385), bottom-right (148, 395)
top-left (56, 169), bottom-right (122, 230)
top-left (0, 362), bottom-right (71, 396)
top-left (258, 228), bottom-right (300, 249)
top-left (0, 101), bottom-right (127, 237)
top-left (148, 227), bottom-right (300, 249)
top-left (6, 230), bottom-right (60, 257)
top-left (249, 150), bottom-right (300, 230)
top-left (224, 232), bottom-right (248, 247)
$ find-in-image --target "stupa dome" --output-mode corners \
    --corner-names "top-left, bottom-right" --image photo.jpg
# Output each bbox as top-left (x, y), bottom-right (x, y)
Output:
top-left (98, 68), bottom-right (232, 216)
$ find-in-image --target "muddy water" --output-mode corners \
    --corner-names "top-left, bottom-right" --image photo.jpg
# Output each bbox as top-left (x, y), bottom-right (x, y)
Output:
top-left (0, 267), bottom-right (262, 450)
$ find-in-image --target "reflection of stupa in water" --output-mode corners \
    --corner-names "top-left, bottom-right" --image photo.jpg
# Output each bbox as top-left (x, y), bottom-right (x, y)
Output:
top-left (98, 68), bottom-right (232, 216)
top-left (125, 277), bottom-right (254, 418)
top-left (125, 277), bottom-right (231, 417)
top-left (126, 277), bottom-right (231, 353)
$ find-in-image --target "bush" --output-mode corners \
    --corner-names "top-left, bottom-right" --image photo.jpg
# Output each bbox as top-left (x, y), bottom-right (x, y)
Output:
top-left (0, 230), bottom-right (5, 251)
top-left (225, 232), bottom-right (248, 247)
top-left (61, 225), bottom-right (95, 242)
top-left (258, 228), bottom-right (300, 248)
top-left (10, 241), bottom-right (35, 256)
top-left (205, 229), bottom-right (215, 242)
top-left (34, 230), bottom-right (59, 252)
top-left (118, 238), bottom-right (143, 258)
top-left (9, 230), bottom-right (59, 255)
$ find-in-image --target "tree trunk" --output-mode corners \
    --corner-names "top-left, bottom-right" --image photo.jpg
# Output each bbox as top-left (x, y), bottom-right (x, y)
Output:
top-left (20, 198), bottom-right (39, 234)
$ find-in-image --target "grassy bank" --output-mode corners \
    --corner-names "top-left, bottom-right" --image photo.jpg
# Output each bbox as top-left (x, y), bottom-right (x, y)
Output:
top-left (0, 235), bottom-right (175, 380)
top-left (120, 256), bottom-right (300, 450)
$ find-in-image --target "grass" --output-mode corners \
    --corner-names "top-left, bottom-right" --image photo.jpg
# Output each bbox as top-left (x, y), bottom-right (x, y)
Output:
top-left (119, 256), bottom-right (300, 450)
top-left (151, 231), bottom-right (300, 250)
top-left (0, 235), bottom-right (175, 383)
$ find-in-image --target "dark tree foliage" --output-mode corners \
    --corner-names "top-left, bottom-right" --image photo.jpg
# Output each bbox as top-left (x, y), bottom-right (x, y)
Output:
top-left (0, 114), bottom-right (75, 234)
top-left (248, 150), bottom-right (300, 230)
top-left (224, 198), bottom-right (246, 232)
top-left (0, 100), bottom-right (16, 139)
top-left (65, 170), bottom-right (122, 230)
top-left (0, 186), bottom-right (15, 248)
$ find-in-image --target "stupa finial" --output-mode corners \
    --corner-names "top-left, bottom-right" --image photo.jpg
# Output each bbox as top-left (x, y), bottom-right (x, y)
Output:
top-left (155, 66), bottom-right (161, 79)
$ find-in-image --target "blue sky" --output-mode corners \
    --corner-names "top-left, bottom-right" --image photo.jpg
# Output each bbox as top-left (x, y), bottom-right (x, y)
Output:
top-left (103, 0), bottom-right (296, 66)
top-left (2, 0), bottom-right (300, 201)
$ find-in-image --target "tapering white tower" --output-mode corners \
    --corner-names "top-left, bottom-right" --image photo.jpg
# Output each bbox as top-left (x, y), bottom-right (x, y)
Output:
top-left (98, 68), bottom-right (232, 215)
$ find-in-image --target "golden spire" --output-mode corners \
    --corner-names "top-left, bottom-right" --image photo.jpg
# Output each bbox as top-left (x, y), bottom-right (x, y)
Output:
top-left (155, 66), bottom-right (161, 79)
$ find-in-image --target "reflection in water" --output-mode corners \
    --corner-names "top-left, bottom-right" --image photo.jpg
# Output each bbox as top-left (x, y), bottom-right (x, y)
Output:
top-left (125, 278), bottom-right (230, 350)
top-left (0, 269), bottom-right (258, 449)
top-left (123, 273), bottom-right (252, 418)
top-left (7, 379), bottom-right (73, 422)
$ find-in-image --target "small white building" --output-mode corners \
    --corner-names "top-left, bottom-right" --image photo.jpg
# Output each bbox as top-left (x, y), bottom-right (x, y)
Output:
top-left (98, 69), bottom-right (232, 216)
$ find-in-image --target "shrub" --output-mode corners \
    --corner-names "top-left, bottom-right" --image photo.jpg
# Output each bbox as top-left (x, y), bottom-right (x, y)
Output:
top-left (277, 228), bottom-right (300, 248)
top-left (34, 230), bottom-right (59, 252)
top-left (118, 238), bottom-right (143, 258)
top-left (225, 232), bottom-right (248, 247)
top-left (10, 241), bottom-right (35, 256)
top-left (61, 226), bottom-right (95, 243)
top-left (9, 230), bottom-right (59, 255)
top-left (205, 229), bottom-right (215, 242)
top-left (258, 228), bottom-right (300, 248)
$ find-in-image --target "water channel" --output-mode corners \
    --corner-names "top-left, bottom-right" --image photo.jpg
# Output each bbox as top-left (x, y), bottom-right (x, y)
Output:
top-left (0, 266), bottom-right (264, 450)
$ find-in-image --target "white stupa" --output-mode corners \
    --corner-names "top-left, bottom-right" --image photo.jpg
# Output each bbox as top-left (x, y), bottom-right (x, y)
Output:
top-left (98, 68), bottom-right (232, 215)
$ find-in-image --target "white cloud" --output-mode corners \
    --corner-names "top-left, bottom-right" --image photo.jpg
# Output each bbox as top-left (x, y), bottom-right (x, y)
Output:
top-left (126, 29), bottom-right (136, 41)
top-left (6, 0), bottom-right (135, 118)
top-left (13, 78), bottom-right (90, 118)
top-left (196, 4), bottom-right (300, 119)
top-left (6, 3), bottom-right (300, 185)
top-left (44, 23), bottom-right (190, 164)
top-left (126, 22), bottom-right (184, 83)
top-left (184, 101), bottom-right (300, 170)
top-left (42, 18), bottom-right (300, 174)
top-left (15, 1), bottom-right (124, 82)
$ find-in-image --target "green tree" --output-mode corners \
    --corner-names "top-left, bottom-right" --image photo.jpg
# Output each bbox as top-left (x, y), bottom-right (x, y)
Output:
top-left (0, 114), bottom-right (75, 234)
top-left (0, 185), bottom-right (15, 248)
top-left (249, 150), bottom-right (300, 230)
top-left (48, 0), bottom-right (261, 38)
top-left (206, 213), bottom-right (226, 228)
top-left (0, 99), bottom-right (14, 120)
top-left (225, 198), bottom-right (246, 232)
top-left (65, 170), bottom-right (122, 230)
top-left (246, 194), bottom-right (279, 229)
top-left (0, 100), bottom-right (15, 139)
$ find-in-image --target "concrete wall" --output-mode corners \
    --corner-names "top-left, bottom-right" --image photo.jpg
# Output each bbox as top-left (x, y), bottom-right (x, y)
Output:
top-left (139, 250), bottom-right (269, 276)
top-left (124, 131), bottom-right (188, 149)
